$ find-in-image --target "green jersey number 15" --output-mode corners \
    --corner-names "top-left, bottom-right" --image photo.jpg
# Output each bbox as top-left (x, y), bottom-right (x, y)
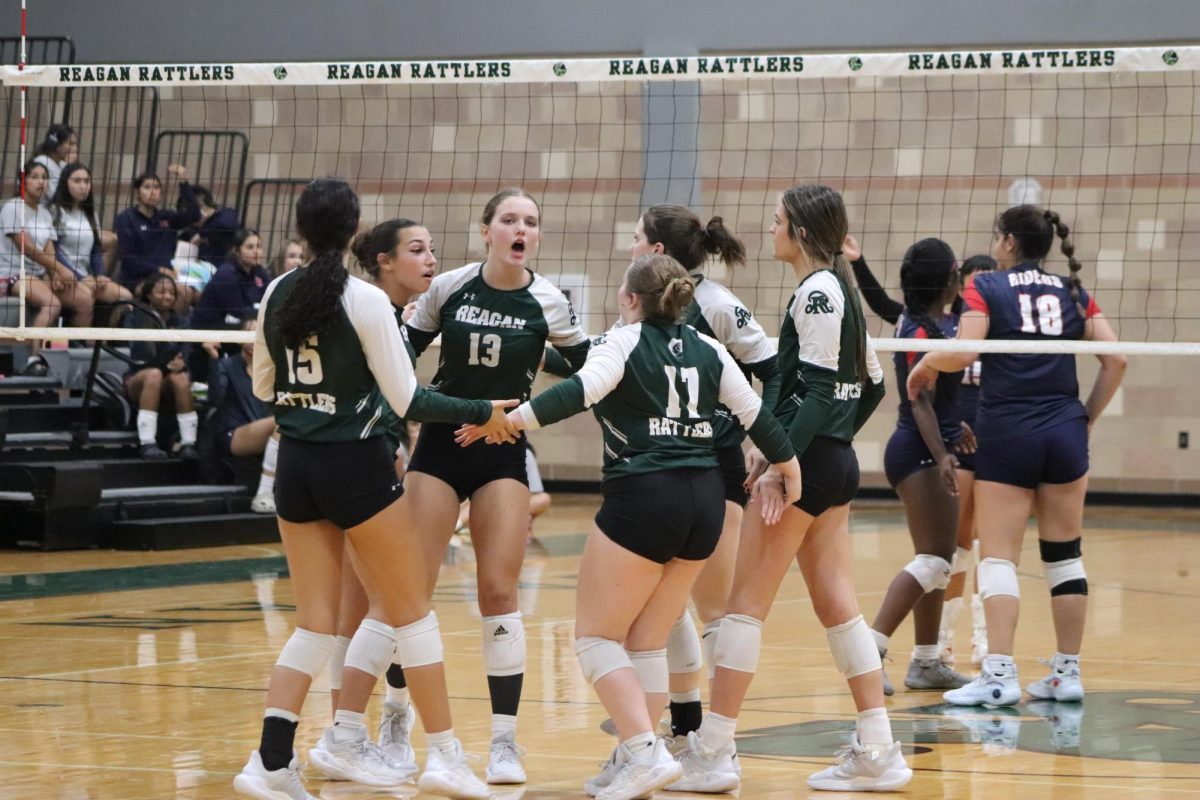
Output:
top-left (285, 336), bottom-right (324, 386)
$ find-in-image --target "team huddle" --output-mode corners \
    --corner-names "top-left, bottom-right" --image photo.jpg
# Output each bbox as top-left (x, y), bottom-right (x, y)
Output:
top-left (232, 178), bottom-right (1125, 800)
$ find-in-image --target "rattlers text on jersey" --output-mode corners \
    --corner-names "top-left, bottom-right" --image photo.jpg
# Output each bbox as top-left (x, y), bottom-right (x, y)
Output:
top-left (517, 321), bottom-right (793, 480)
top-left (775, 269), bottom-right (885, 452)
top-left (406, 263), bottom-right (590, 400)
top-left (683, 275), bottom-right (779, 450)
top-left (255, 271), bottom-right (492, 442)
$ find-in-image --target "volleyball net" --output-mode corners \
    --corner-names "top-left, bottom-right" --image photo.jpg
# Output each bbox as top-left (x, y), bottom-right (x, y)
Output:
top-left (2, 43), bottom-right (1199, 360)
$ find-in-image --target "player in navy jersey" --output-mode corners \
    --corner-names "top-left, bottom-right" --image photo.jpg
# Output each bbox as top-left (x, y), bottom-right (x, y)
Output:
top-left (461, 253), bottom-right (801, 800)
top-left (308, 218), bottom-right (437, 782)
top-left (626, 204), bottom-right (778, 741)
top-left (908, 205), bottom-right (1126, 708)
top-left (673, 184), bottom-right (910, 794)
top-left (844, 239), bottom-right (996, 666)
top-left (940, 254), bottom-right (995, 667)
top-left (870, 238), bottom-right (972, 695)
top-left (404, 187), bottom-right (591, 784)
top-left (234, 180), bottom-right (514, 800)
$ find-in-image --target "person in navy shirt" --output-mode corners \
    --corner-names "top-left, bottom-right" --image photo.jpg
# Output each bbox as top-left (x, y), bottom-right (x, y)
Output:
top-left (191, 228), bottom-right (269, 329)
top-left (869, 238), bottom-right (976, 698)
top-left (114, 165), bottom-right (199, 290)
top-left (908, 205), bottom-right (1126, 709)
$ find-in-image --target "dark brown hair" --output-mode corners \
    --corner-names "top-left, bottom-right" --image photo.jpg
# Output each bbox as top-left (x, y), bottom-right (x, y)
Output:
top-left (351, 218), bottom-right (421, 280)
top-left (640, 205), bottom-right (746, 272)
top-left (995, 204), bottom-right (1084, 312)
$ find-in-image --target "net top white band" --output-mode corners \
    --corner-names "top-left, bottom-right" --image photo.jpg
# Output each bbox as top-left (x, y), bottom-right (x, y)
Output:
top-left (3, 45), bottom-right (1197, 87)
top-left (3, 327), bottom-right (1196, 357)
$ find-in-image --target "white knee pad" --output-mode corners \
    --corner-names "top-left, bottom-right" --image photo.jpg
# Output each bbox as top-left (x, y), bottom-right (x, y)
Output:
top-left (977, 557), bottom-right (1020, 600)
top-left (394, 611), bottom-right (444, 668)
top-left (327, 635), bottom-right (351, 690)
top-left (628, 648), bottom-right (669, 694)
top-left (667, 611), bottom-right (703, 674)
top-left (903, 554), bottom-right (953, 593)
top-left (576, 636), bottom-right (632, 684)
top-left (951, 545), bottom-right (971, 576)
top-left (344, 618), bottom-right (396, 678)
top-left (713, 614), bottom-right (763, 674)
top-left (276, 628), bottom-right (336, 678)
top-left (826, 615), bottom-right (881, 679)
top-left (482, 612), bottom-right (526, 677)
top-left (701, 620), bottom-right (721, 680)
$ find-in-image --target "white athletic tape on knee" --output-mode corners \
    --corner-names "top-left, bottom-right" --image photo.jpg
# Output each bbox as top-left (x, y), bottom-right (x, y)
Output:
top-left (327, 635), bottom-right (351, 690)
top-left (394, 611), bottom-right (444, 668)
top-left (826, 615), bottom-right (881, 679)
top-left (977, 557), bottom-right (1020, 600)
top-left (482, 611), bottom-right (526, 677)
top-left (667, 611), bottom-right (703, 674)
top-left (343, 618), bottom-right (397, 678)
top-left (576, 636), bottom-right (632, 684)
top-left (713, 614), bottom-right (763, 674)
top-left (903, 554), bottom-right (953, 593)
top-left (628, 648), bottom-right (669, 694)
top-left (701, 620), bottom-right (721, 680)
top-left (276, 628), bottom-right (336, 679)
top-left (951, 546), bottom-right (971, 576)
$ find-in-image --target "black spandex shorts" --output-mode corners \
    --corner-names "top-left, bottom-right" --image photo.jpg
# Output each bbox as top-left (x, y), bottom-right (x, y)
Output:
top-left (974, 416), bottom-right (1088, 490)
top-left (275, 435), bottom-right (403, 529)
top-left (594, 467), bottom-right (725, 564)
top-left (406, 422), bottom-right (528, 501)
top-left (716, 445), bottom-right (749, 507)
top-left (794, 436), bottom-right (860, 518)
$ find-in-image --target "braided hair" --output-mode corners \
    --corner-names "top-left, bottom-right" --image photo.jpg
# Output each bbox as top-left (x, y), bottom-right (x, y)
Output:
top-left (899, 238), bottom-right (958, 340)
top-left (995, 204), bottom-right (1085, 313)
top-left (273, 178), bottom-right (360, 350)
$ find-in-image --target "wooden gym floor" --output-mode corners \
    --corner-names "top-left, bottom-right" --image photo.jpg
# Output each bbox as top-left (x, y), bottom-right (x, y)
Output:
top-left (0, 495), bottom-right (1197, 799)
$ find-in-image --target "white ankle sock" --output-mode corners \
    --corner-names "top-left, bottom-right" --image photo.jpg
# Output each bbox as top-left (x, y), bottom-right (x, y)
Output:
top-left (386, 685), bottom-right (410, 710)
top-left (257, 436), bottom-right (278, 495)
top-left (871, 629), bottom-right (890, 653)
top-left (427, 729), bottom-right (456, 756)
top-left (332, 709), bottom-right (366, 742)
top-left (669, 689), bottom-right (701, 704)
top-left (492, 713), bottom-right (517, 743)
top-left (622, 732), bottom-right (656, 762)
top-left (697, 712), bottom-right (736, 752)
top-left (856, 707), bottom-right (893, 749)
top-left (137, 409), bottom-right (158, 445)
top-left (177, 411), bottom-right (198, 445)
top-left (913, 644), bottom-right (940, 661)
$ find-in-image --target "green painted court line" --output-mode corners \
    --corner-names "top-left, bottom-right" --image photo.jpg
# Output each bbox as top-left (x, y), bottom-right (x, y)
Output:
top-left (0, 556), bottom-right (289, 602)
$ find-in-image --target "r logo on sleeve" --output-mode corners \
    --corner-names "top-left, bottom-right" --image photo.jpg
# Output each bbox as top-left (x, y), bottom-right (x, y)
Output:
top-left (804, 291), bottom-right (835, 314)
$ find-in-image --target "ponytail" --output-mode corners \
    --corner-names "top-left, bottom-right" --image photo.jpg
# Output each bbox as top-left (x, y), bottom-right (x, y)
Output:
top-left (641, 205), bottom-right (746, 272)
top-left (272, 178), bottom-right (360, 350)
top-left (1044, 209), bottom-right (1085, 315)
top-left (832, 254), bottom-right (869, 381)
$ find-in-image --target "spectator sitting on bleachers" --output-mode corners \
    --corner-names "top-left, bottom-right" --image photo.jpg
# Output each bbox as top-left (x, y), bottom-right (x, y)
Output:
top-left (51, 162), bottom-right (132, 315)
top-left (33, 124), bottom-right (76, 204)
top-left (1, 159), bottom-right (95, 374)
top-left (171, 237), bottom-right (217, 317)
top-left (181, 185), bottom-right (241, 266)
top-left (208, 317), bottom-right (278, 514)
top-left (191, 228), bottom-right (268, 330)
top-left (114, 164), bottom-right (199, 291)
top-left (270, 237), bottom-right (304, 277)
top-left (123, 273), bottom-right (199, 460)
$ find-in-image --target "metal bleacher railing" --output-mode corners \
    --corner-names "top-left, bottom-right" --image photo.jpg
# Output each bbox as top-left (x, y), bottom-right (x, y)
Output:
top-left (240, 178), bottom-right (307, 263)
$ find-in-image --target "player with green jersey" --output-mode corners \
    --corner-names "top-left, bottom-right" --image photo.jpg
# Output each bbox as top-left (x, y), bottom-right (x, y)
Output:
top-left (403, 188), bottom-right (590, 785)
top-left (626, 204), bottom-right (780, 741)
top-left (463, 253), bottom-right (800, 800)
top-left (295, 217), bottom-right (440, 784)
top-left (236, 179), bottom-right (510, 800)
top-left (674, 185), bottom-right (910, 796)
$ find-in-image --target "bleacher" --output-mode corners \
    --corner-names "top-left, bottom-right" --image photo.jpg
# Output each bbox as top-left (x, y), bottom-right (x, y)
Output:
top-left (1, 36), bottom-right (284, 552)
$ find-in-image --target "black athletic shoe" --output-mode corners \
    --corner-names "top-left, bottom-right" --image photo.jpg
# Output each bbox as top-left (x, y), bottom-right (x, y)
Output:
top-left (140, 443), bottom-right (169, 460)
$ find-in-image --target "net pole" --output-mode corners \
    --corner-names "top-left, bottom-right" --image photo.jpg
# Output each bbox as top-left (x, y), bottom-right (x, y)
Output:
top-left (16, 0), bottom-right (26, 331)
